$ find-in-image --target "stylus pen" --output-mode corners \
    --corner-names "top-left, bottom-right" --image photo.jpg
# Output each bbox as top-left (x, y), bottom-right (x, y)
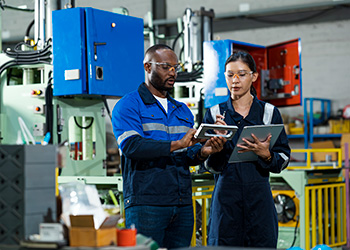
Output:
top-left (221, 111), bottom-right (226, 120)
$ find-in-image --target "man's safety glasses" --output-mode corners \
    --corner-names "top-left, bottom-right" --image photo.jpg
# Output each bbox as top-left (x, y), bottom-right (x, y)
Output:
top-left (148, 62), bottom-right (181, 72)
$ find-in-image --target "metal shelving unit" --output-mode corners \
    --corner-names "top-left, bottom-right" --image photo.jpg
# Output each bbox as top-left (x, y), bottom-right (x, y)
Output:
top-left (287, 98), bottom-right (342, 149)
top-left (305, 97), bottom-right (342, 148)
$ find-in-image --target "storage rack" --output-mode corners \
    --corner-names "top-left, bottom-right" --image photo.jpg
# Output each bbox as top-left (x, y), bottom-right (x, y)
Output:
top-left (287, 98), bottom-right (342, 149)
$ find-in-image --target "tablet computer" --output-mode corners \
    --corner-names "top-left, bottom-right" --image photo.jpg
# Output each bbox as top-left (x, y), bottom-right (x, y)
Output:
top-left (228, 124), bottom-right (284, 163)
top-left (194, 123), bottom-right (238, 140)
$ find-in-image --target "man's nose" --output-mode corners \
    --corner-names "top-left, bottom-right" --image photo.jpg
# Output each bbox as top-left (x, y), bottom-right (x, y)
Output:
top-left (168, 68), bottom-right (176, 75)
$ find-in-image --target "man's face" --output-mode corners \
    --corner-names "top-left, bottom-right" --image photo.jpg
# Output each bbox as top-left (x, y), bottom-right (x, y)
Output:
top-left (146, 49), bottom-right (179, 92)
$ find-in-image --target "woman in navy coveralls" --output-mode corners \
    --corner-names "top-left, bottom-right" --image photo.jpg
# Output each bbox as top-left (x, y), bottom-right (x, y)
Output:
top-left (203, 50), bottom-right (291, 248)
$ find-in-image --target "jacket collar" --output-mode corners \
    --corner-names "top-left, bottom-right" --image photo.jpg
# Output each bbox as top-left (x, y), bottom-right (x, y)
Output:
top-left (245, 95), bottom-right (262, 125)
top-left (138, 83), bottom-right (181, 107)
top-left (225, 95), bottom-right (261, 125)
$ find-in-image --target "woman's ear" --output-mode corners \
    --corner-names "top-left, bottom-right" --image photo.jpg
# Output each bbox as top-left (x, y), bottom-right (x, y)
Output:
top-left (252, 72), bottom-right (259, 82)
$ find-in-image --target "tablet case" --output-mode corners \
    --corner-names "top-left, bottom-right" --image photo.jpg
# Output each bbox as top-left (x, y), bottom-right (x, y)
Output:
top-left (228, 124), bottom-right (284, 163)
top-left (194, 123), bottom-right (238, 140)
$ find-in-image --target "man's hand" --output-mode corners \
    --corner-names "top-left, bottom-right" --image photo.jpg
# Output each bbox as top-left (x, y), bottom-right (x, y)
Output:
top-left (171, 129), bottom-right (201, 152)
top-left (199, 136), bottom-right (227, 159)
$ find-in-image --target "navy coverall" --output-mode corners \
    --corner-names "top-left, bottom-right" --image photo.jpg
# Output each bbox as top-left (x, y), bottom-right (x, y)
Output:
top-left (112, 83), bottom-right (202, 209)
top-left (204, 96), bottom-right (290, 247)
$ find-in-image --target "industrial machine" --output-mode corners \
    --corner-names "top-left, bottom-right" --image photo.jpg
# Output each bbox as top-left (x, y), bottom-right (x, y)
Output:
top-left (0, 1), bottom-right (144, 243)
top-left (51, 7), bottom-right (144, 177)
top-left (173, 7), bottom-right (214, 127)
top-left (0, 5), bottom-right (144, 175)
top-left (271, 166), bottom-right (347, 250)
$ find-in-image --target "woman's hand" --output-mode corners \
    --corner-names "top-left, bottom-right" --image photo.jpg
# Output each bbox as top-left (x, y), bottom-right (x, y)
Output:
top-left (214, 114), bottom-right (228, 135)
top-left (237, 133), bottom-right (272, 159)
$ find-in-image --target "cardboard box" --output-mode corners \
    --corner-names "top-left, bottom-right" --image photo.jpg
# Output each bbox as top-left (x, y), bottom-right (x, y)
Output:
top-left (69, 215), bottom-right (119, 247)
top-left (310, 140), bottom-right (337, 162)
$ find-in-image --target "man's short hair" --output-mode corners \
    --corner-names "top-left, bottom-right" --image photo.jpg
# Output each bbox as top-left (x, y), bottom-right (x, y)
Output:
top-left (145, 44), bottom-right (173, 58)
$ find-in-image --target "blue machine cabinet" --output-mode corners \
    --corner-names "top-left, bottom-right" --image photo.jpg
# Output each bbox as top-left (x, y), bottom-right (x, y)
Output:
top-left (52, 7), bottom-right (144, 96)
top-left (203, 39), bottom-right (302, 108)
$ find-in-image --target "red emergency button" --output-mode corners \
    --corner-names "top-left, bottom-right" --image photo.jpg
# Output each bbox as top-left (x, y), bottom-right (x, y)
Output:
top-left (35, 106), bottom-right (41, 112)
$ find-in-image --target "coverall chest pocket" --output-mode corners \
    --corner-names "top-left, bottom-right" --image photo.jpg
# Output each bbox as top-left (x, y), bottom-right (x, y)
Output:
top-left (174, 114), bottom-right (192, 127)
top-left (140, 112), bottom-right (166, 139)
top-left (168, 114), bottom-right (192, 140)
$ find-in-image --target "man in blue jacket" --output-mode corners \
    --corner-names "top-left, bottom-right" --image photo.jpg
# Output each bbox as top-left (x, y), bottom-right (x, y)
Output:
top-left (112, 44), bottom-right (226, 249)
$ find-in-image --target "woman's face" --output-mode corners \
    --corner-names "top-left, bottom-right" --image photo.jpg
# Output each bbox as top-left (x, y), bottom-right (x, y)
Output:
top-left (225, 60), bottom-right (258, 98)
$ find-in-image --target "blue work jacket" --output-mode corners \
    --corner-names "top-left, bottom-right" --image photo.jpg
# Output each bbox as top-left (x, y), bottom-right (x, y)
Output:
top-left (203, 96), bottom-right (290, 247)
top-left (112, 83), bottom-right (202, 209)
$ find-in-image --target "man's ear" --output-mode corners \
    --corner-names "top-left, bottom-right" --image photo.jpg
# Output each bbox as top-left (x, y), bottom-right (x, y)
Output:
top-left (144, 62), bottom-right (151, 73)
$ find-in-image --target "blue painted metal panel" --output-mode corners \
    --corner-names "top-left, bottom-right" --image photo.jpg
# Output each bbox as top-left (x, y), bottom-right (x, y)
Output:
top-left (203, 40), bottom-right (231, 108)
top-left (52, 8), bottom-right (87, 96)
top-left (85, 8), bottom-right (144, 96)
top-left (230, 40), bottom-right (265, 49)
top-left (203, 39), bottom-right (265, 108)
top-left (52, 7), bottom-right (144, 97)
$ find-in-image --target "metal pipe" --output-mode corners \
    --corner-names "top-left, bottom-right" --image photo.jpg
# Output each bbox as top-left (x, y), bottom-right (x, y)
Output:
top-left (176, 17), bottom-right (183, 61)
top-left (190, 14), bottom-right (201, 66)
top-left (45, 0), bottom-right (58, 41)
top-left (34, 0), bottom-right (39, 46)
top-left (82, 117), bottom-right (93, 161)
top-left (69, 116), bottom-right (82, 160)
top-left (37, 0), bottom-right (46, 49)
top-left (147, 11), bottom-right (155, 46)
top-left (183, 8), bottom-right (192, 71)
top-left (34, 0), bottom-right (46, 49)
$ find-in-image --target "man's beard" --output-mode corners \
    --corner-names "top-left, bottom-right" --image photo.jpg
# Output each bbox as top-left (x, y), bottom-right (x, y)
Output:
top-left (150, 73), bottom-right (174, 92)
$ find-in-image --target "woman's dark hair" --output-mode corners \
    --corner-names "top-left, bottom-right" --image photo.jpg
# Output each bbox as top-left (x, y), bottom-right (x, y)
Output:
top-left (225, 50), bottom-right (257, 96)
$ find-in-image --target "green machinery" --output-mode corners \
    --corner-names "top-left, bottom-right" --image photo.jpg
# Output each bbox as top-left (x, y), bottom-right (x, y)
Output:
top-left (0, 60), bottom-right (108, 176)
top-left (0, 3), bottom-right (144, 191)
top-left (2, 65), bottom-right (127, 193)
top-left (270, 163), bottom-right (347, 250)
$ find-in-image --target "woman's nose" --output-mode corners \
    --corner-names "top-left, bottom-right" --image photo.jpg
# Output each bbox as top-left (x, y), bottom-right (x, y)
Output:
top-left (232, 74), bottom-right (240, 82)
